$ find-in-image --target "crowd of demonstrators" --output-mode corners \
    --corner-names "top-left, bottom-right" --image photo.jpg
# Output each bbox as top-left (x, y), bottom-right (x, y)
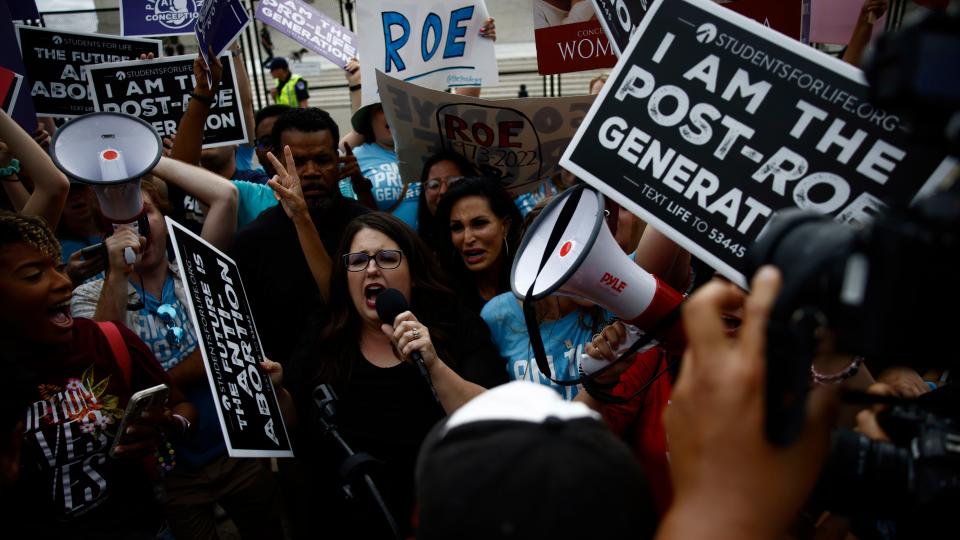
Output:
top-left (434, 178), bottom-right (523, 314)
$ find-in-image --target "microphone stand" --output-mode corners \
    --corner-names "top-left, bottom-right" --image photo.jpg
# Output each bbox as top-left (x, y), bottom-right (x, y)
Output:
top-left (313, 384), bottom-right (401, 540)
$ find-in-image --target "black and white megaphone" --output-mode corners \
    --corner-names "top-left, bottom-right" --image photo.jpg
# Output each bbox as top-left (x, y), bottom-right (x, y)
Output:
top-left (511, 186), bottom-right (685, 375)
top-left (50, 112), bottom-right (162, 264)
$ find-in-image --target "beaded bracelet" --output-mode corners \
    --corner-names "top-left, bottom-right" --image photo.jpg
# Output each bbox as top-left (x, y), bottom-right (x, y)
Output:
top-left (155, 435), bottom-right (176, 474)
top-left (811, 356), bottom-right (864, 384)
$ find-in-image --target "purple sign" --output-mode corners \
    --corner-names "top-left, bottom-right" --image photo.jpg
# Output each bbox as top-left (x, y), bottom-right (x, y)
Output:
top-left (196, 0), bottom-right (248, 77)
top-left (255, 0), bottom-right (357, 69)
top-left (121, 0), bottom-right (204, 37)
top-left (0, 2), bottom-right (35, 131)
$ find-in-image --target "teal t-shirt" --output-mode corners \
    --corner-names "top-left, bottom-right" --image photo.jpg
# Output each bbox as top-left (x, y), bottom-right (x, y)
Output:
top-left (234, 180), bottom-right (278, 227)
top-left (353, 142), bottom-right (419, 229)
top-left (480, 292), bottom-right (611, 400)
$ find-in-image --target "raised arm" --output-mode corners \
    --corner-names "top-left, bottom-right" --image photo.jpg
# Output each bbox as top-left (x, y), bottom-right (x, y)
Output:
top-left (266, 146), bottom-right (333, 301)
top-left (0, 110), bottom-right (69, 228)
top-left (230, 43), bottom-right (256, 145)
top-left (170, 52), bottom-right (224, 166)
top-left (151, 156), bottom-right (238, 249)
top-left (843, 0), bottom-right (888, 66)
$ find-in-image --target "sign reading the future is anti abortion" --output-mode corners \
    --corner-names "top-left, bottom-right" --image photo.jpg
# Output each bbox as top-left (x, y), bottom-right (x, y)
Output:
top-left (121, 0), bottom-right (205, 37)
top-left (15, 26), bottom-right (161, 117)
top-left (167, 218), bottom-right (294, 458)
top-left (358, 0), bottom-right (498, 106)
top-left (256, 0), bottom-right (357, 69)
top-left (86, 54), bottom-right (248, 148)
top-left (561, 0), bottom-right (953, 287)
top-left (378, 71), bottom-right (595, 194)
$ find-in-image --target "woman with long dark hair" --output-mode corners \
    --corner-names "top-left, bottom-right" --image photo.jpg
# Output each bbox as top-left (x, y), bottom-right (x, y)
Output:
top-left (433, 177), bottom-right (523, 314)
top-left (415, 151), bottom-right (476, 251)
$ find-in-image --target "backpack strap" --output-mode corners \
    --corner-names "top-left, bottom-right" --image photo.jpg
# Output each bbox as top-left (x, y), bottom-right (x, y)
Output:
top-left (96, 321), bottom-right (132, 390)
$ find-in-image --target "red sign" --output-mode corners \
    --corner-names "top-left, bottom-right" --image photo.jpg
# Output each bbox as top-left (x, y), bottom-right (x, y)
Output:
top-left (719, 0), bottom-right (803, 40)
top-left (534, 20), bottom-right (617, 75)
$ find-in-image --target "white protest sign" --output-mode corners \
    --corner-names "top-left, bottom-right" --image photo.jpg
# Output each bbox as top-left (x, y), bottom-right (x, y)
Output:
top-left (377, 70), bottom-right (594, 193)
top-left (357, 0), bottom-right (499, 105)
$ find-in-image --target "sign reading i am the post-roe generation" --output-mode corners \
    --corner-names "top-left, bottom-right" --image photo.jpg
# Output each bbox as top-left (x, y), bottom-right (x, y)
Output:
top-left (166, 218), bottom-right (294, 458)
top-left (86, 54), bottom-right (248, 148)
top-left (561, 0), bottom-right (954, 287)
top-left (15, 26), bottom-right (161, 117)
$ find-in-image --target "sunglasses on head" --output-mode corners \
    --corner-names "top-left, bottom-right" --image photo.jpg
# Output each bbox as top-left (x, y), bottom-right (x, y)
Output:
top-left (343, 249), bottom-right (403, 272)
top-left (157, 303), bottom-right (185, 347)
top-left (425, 176), bottom-right (465, 192)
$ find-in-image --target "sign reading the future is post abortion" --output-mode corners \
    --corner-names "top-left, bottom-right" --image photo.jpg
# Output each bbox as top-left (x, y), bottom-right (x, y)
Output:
top-left (86, 54), bottom-right (248, 148)
top-left (358, 0), bottom-right (498, 106)
top-left (166, 218), bottom-right (294, 458)
top-left (195, 0), bottom-right (248, 78)
top-left (533, 0), bottom-right (616, 75)
top-left (121, 0), bottom-right (205, 38)
top-left (377, 70), bottom-right (595, 194)
top-left (255, 0), bottom-right (357, 69)
top-left (15, 26), bottom-right (161, 117)
top-left (561, 0), bottom-right (954, 287)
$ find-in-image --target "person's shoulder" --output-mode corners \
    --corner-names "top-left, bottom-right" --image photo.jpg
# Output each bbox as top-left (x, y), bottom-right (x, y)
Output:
top-left (73, 277), bottom-right (106, 298)
top-left (481, 292), bottom-right (521, 319)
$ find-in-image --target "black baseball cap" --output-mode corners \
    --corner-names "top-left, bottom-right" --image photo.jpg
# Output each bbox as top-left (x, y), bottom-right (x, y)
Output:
top-left (268, 57), bottom-right (289, 70)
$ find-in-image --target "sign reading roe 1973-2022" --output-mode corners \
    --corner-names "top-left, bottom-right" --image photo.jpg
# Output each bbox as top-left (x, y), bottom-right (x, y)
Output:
top-left (562, 0), bottom-right (954, 287)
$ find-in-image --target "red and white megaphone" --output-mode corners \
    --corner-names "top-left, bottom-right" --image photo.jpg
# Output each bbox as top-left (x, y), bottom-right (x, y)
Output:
top-left (50, 112), bottom-right (162, 264)
top-left (511, 186), bottom-right (684, 374)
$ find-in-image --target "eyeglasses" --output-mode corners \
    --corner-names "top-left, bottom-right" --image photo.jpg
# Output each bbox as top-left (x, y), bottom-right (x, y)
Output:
top-left (157, 303), bottom-right (185, 347)
top-left (255, 135), bottom-right (272, 151)
top-left (425, 176), bottom-right (464, 192)
top-left (343, 249), bottom-right (403, 272)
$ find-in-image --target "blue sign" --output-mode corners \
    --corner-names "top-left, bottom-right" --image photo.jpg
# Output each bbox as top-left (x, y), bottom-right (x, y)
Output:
top-left (195, 0), bottom-right (248, 77)
top-left (0, 2), bottom-right (35, 131)
top-left (121, 0), bottom-right (204, 37)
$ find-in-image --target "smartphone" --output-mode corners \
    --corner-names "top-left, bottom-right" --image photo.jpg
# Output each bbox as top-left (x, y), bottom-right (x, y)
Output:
top-left (109, 384), bottom-right (169, 458)
top-left (78, 242), bottom-right (104, 260)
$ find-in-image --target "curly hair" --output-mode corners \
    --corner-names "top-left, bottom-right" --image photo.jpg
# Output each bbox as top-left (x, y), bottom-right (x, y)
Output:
top-left (0, 210), bottom-right (61, 262)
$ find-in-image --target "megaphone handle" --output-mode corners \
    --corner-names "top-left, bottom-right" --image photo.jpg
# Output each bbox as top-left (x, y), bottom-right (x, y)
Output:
top-left (580, 324), bottom-right (655, 375)
top-left (124, 246), bottom-right (137, 265)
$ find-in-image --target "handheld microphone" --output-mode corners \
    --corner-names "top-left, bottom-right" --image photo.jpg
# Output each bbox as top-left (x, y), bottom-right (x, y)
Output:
top-left (375, 288), bottom-right (442, 406)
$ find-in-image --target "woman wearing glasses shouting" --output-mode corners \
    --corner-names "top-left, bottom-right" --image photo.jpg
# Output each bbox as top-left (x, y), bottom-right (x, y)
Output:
top-left (70, 159), bottom-right (286, 539)
top-left (267, 145), bottom-right (507, 538)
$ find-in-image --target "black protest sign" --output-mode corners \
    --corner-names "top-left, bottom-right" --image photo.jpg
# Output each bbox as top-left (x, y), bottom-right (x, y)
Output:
top-left (87, 54), bottom-right (248, 148)
top-left (592, 0), bottom-right (651, 56)
top-left (561, 0), bottom-right (953, 287)
top-left (166, 218), bottom-right (294, 458)
top-left (15, 26), bottom-right (160, 117)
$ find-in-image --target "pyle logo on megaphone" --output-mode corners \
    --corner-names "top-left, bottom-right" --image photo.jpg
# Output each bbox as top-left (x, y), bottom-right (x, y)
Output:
top-left (600, 272), bottom-right (628, 294)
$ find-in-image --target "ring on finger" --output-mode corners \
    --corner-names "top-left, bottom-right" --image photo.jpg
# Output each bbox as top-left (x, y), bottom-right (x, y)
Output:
top-left (412, 328), bottom-right (422, 340)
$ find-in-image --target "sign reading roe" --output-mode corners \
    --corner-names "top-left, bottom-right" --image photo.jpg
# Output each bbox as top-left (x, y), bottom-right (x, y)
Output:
top-left (561, 0), bottom-right (952, 287)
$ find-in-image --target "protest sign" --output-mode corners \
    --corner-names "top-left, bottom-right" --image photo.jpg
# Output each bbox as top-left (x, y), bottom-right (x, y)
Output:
top-left (195, 0), bottom-right (248, 78)
top-left (560, 0), bottom-right (954, 287)
top-left (0, 66), bottom-right (23, 116)
top-left (591, 0), bottom-right (651, 57)
top-left (121, 0), bottom-right (204, 37)
top-left (377, 70), bottom-right (595, 193)
top-left (719, 0), bottom-right (803, 40)
top-left (533, 0), bottom-right (616, 75)
top-left (0, 3), bottom-right (34, 131)
top-left (167, 218), bottom-right (294, 458)
top-left (15, 26), bottom-right (160, 117)
top-left (255, 0), bottom-right (357, 69)
top-left (357, 0), bottom-right (498, 106)
top-left (86, 54), bottom-right (248, 148)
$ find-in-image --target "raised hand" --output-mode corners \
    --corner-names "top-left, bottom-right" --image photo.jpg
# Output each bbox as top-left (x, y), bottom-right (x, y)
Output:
top-left (266, 145), bottom-right (308, 220)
